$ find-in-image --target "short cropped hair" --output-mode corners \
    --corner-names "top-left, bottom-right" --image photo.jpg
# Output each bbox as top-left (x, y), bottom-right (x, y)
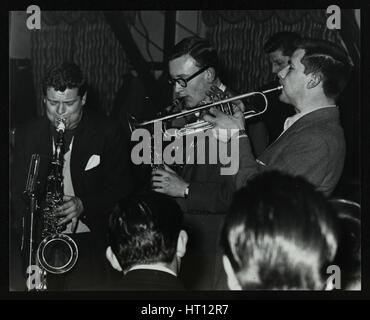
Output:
top-left (263, 31), bottom-right (301, 56)
top-left (298, 38), bottom-right (352, 99)
top-left (108, 193), bottom-right (183, 271)
top-left (42, 61), bottom-right (87, 97)
top-left (168, 36), bottom-right (218, 73)
top-left (221, 171), bottom-right (338, 290)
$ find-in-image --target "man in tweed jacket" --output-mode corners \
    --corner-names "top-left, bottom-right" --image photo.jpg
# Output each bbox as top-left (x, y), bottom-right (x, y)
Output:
top-left (205, 38), bottom-right (351, 196)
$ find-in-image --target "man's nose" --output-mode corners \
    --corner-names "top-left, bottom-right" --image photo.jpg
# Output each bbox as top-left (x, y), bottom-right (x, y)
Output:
top-left (56, 103), bottom-right (66, 115)
top-left (278, 65), bottom-right (289, 80)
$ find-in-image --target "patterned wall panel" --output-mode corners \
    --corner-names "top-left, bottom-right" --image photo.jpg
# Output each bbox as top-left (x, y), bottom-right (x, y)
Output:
top-left (31, 23), bottom-right (73, 116)
top-left (204, 10), bottom-right (342, 94)
top-left (73, 19), bottom-right (131, 115)
top-left (31, 12), bottom-right (132, 116)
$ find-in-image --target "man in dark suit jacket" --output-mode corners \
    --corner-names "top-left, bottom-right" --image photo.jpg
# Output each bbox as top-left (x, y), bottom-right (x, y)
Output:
top-left (205, 39), bottom-right (351, 197)
top-left (11, 62), bottom-right (132, 290)
top-left (150, 36), bottom-right (244, 290)
top-left (106, 193), bottom-right (187, 290)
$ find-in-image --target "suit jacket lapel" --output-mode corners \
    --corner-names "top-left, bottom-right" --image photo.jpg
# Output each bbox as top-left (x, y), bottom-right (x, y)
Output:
top-left (70, 111), bottom-right (96, 196)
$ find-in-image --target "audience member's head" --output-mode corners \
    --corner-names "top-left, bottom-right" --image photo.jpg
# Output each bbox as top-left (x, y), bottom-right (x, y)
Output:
top-left (106, 193), bottom-right (188, 276)
top-left (221, 171), bottom-right (339, 290)
top-left (330, 199), bottom-right (361, 290)
top-left (263, 31), bottom-right (302, 74)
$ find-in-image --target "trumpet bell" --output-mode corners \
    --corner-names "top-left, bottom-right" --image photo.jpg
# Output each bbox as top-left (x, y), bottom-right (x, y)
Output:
top-left (37, 234), bottom-right (78, 274)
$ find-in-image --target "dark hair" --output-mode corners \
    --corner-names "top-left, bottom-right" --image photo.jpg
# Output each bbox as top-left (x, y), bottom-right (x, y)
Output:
top-left (42, 61), bottom-right (87, 97)
top-left (221, 171), bottom-right (338, 290)
top-left (297, 38), bottom-right (352, 99)
top-left (263, 31), bottom-right (301, 56)
top-left (168, 36), bottom-right (218, 73)
top-left (330, 199), bottom-right (361, 289)
top-left (108, 193), bottom-right (183, 271)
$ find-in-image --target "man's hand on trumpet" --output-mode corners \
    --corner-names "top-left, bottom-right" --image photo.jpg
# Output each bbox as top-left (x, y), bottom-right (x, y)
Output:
top-left (203, 106), bottom-right (246, 143)
top-left (152, 164), bottom-right (190, 198)
top-left (206, 85), bottom-right (246, 112)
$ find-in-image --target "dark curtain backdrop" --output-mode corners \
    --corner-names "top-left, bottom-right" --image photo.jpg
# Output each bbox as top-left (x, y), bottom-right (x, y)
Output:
top-left (31, 11), bottom-right (135, 116)
top-left (202, 10), bottom-right (343, 93)
top-left (30, 10), bottom-right (347, 116)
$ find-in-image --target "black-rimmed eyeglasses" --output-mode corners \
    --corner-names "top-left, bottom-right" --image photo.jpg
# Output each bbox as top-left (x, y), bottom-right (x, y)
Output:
top-left (168, 65), bottom-right (209, 88)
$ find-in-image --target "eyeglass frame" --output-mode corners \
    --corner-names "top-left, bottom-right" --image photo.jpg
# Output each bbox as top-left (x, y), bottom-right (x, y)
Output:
top-left (168, 65), bottom-right (210, 88)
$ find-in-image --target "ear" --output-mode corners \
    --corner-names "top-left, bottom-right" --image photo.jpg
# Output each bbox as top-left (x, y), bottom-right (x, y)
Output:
top-left (105, 246), bottom-right (122, 272)
top-left (205, 67), bottom-right (216, 83)
top-left (176, 230), bottom-right (188, 258)
top-left (81, 92), bottom-right (87, 106)
top-left (306, 73), bottom-right (322, 89)
top-left (223, 255), bottom-right (242, 290)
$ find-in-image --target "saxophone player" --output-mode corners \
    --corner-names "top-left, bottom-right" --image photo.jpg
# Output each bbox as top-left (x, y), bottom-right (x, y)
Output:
top-left (11, 62), bottom-right (132, 290)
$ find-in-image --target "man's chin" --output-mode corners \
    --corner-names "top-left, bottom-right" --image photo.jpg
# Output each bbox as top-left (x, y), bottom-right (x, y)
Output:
top-left (278, 92), bottom-right (289, 104)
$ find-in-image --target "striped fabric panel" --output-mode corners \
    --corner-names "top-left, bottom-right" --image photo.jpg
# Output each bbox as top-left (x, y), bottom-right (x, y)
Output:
top-left (206, 10), bottom-right (343, 95)
top-left (31, 14), bottom-right (131, 116)
top-left (31, 23), bottom-right (73, 116)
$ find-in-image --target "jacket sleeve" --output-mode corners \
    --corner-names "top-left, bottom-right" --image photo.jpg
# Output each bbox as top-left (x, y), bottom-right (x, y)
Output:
top-left (233, 135), bottom-right (262, 190)
top-left (234, 132), bottom-right (336, 193)
top-left (176, 136), bottom-right (248, 214)
top-left (176, 172), bottom-right (235, 214)
top-left (265, 132), bottom-right (339, 195)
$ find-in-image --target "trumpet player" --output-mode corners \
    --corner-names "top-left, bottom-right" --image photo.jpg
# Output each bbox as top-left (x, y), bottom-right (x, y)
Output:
top-left (205, 38), bottom-right (351, 197)
top-left (11, 62), bottom-right (132, 290)
top-left (151, 36), bottom-right (266, 290)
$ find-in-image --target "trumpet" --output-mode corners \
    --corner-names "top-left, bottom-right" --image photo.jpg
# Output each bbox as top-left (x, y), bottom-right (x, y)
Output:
top-left (128, 85), bottom-right (283, 138)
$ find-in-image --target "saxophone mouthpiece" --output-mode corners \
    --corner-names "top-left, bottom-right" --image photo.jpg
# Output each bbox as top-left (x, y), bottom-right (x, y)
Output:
top-left (56, 118), bottom-right (66, 133)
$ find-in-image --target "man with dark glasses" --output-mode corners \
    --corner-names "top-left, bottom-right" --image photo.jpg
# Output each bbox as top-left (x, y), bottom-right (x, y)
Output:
top-left (168, 65), bottom-right (210, 89)
top-left (151, 36), bottom-right (236, 290)
top-left (167, 64), bottom-right (212, 108)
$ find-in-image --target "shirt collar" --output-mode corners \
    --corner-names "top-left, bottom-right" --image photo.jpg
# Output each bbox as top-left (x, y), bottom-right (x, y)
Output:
top-left (283, 105), bottom-right (337, 131)
top-left (127, 264), bottom-right (177, 277)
